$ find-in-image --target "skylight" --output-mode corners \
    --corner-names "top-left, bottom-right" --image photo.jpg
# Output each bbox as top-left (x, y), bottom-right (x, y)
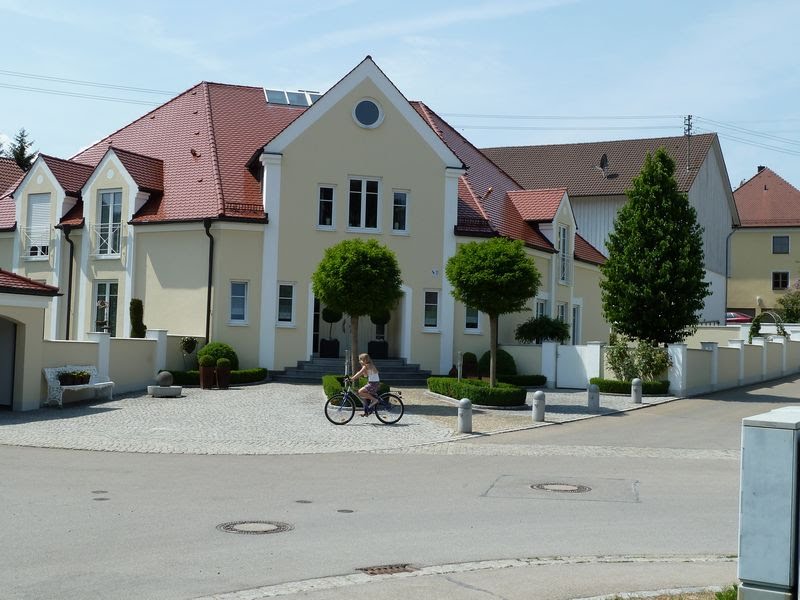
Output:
top-left (264, 89), bottom-right (321, 107)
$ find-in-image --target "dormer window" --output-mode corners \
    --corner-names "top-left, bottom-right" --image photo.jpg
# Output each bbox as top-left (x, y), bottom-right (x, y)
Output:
top-left (93, 190), bottom-right (122, 256)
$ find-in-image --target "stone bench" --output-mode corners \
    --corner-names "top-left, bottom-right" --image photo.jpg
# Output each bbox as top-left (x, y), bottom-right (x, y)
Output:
top-left (43, 366), bottom-right (114, 408)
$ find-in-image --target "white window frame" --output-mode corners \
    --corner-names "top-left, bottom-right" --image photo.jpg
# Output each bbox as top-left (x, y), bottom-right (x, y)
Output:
top-left (94, 189), bottom-right (123, 257)
top-left (392, 190), bottom-right (409, 234)
top-left (556, 301), bottom-right (568, 323)
top-left (571, 304), bottom-right (581, 345)
top-left (347, 177), bottom-right (381, 232)
top-left (423, 289), bottom-right (440, 332)
top-left (24, 193), bottom-right (51, 261)
top-left (558, 224), bottom-right (572, 284)
top-left (772, 235), bottom-right (790, 254)
top-left (94, 280), bottom-right (119, 337)
top-left (535, 299), bottom-right (548, 319)
top-left (316, 184), bottom-right (336, 230)
top-left (277, 282), bottom-right (296, 327)
top-left (229, 281), bottom-right (249, 325)
top-left (464, 305), bottom-right (481, 334)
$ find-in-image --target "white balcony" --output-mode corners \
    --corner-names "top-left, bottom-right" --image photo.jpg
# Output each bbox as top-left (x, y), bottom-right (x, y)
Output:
top-left (90, 223), bottom-right (122, 257)
top-left (21, 227), bottom-right (51, 260)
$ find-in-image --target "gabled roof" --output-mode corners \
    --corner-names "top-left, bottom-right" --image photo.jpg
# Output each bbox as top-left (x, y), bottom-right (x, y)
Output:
top-left (72, 82), bottom-right (305, 223)
top-left (734, 167), bottom-right (800, 227)
top-left (109, 147), bottom-right (164, 193)
top-left (509, 188), bottom-right (566, 222)
top-left (482, 134), bottom-right (718, 197)
top-left (412, 102), bottom-right (604, 264)
top-left (39, 154), bottom-right (94, 197)
top-left (0, 157), bottom-right (23, 196)
top-left (0, 268), bottom-right (60, 296)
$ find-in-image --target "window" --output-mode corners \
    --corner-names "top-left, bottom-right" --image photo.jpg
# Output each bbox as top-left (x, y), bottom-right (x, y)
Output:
top-left (25, 193), bottom-right (51, 259)
top-left (96, 190), bottom-right (122, 256)
top-left (773, 271), bottom-right (789, 290)
top-left (424, 290), bottom-right (440, 329)
top-left (230, 281), bottom-right (248, 324)
top-left (317, 185), bottom-right (335, 229)
top-left (535, 299), bottom-right (548, 318)
top-left (572, 305), bottom-right (581, 345)
top-left (277, 283), bottom-right (295, 325)
top-left (556, 302), bottom-right (568, 323)
top-left (773, 235), bottom-right (790, 254)
top-left (348, 178), bottom-right (379, 230)
top-left (353, 98), bottom-right (383, 128)
top-left (465, 306), bottom-right (480, 332)
top-left (375, 322), bottom-right (386, 341)
top-left (94, 281), bottom-right (118, 336)
top-left (392, 191), bottom-right (408, 233)
top-left (558, 224), bottom-right (572, 283)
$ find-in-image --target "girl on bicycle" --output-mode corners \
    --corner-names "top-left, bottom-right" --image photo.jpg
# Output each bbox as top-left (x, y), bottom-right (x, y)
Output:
top-left (351, 353), bottom-right (380, 416)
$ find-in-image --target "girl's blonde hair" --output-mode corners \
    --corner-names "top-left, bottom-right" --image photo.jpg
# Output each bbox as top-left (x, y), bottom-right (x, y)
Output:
top-left (358, 353), bottom-right (373, 365)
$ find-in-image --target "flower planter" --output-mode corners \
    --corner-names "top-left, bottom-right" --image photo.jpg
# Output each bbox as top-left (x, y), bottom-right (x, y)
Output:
top-left (367, 340), bottom-right (388, 360)
top-left (216, 367), bottom-right (231, 390)
top-left (319, 338), bottom-right (340, 358)
top-left (199, 366), bottom-right (216, 389)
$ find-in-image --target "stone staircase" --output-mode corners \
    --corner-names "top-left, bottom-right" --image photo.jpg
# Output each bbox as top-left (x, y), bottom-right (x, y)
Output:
top-left (270, 357), bottom-right (431, 387)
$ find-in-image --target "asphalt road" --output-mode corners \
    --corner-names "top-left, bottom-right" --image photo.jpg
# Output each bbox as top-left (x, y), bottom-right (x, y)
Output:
top-left (2, 377), bottom-right (798, 600)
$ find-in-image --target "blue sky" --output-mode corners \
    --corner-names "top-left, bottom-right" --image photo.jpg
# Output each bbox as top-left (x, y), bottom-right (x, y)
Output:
top-left (1, 0), bottom-right (798, 190)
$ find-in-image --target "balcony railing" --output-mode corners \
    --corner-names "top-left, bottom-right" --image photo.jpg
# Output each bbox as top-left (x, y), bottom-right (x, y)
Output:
top-left (90, 223), bottom-right (122, 256)
top-left (21, 227), bottom-right (51, 260)
top-left (559, 253), bottom-right (574, 284)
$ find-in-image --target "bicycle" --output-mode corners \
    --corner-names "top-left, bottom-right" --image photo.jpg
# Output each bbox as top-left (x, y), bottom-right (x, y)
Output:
top-left (324, 376), bottom-right (404, 425)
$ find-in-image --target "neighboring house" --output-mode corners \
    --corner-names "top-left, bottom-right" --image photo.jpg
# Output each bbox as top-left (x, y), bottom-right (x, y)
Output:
top-left (0, 57), bottom-right (607, 375)
top-left (0, 156), bottom-right (23, 196)
top-left (483, 135), bottom-right (740, 323)
top-left (729, 166), bottom-right (800, 315)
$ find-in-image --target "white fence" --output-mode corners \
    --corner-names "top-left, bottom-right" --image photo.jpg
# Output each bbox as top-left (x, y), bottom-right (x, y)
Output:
top-left (498, 324), bottom-right (800, 397)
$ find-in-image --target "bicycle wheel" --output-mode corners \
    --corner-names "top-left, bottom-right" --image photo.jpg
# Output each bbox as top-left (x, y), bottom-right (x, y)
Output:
top-left (374, 393), bottom-right (404, 424)
top-left (325, 393), bottom-right (355, 425)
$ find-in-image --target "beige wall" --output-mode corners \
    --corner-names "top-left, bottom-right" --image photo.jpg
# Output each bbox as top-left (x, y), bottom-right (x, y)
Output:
top-left (109, 338), bottom-right (156, 392)
top-left (0, 235), bottom-right (13, 270)
top-left (573, 262), bottom-right (607, 343)
top-left (274, 78), bottom-right (450, 371)
top-left (2, 305), bottom-right (48, 410)
top-left (729, 228), bottom-right (800, 313)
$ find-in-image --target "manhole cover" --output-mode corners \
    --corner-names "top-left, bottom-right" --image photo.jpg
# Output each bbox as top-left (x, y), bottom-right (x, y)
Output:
top-left (531, 482), bottom-right (591, 494)
top-left (216, 521), bottom-right (293, 535)
top-left (358, 564), bottom-right (417, 576)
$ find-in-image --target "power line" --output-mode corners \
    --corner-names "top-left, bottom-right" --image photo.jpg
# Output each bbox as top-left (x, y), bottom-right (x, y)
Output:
top-left (453, 124), bottom-right (680, 132)
top-left (0, 82), bottom-right (161, 106)
top-left (0, 69), bottom-right (176, 95)
top-left (695, 127), bottom-right (800, 157)
top-left (696, 116), bottom-right (800, 148)
top-left (442, 112), bottom-right (683, 120)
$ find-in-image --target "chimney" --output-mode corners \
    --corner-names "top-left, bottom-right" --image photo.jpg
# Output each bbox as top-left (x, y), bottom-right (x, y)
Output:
top-left (758, 165), bottom-right (766, 173)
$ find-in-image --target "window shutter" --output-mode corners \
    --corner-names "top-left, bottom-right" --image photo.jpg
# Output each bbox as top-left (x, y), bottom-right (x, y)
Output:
top-left (28, 194), bottom-right (50, 230)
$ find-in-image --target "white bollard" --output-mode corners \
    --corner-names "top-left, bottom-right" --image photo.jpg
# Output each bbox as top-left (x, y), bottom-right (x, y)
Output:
top-left (458, 398), bottom-right (472, 433)
top-left (631, 378), bottom-right (642, 404)
top-left (587, 384), bottom-right (600, 412)
top-left (532, 391), bottom-right (546, 422)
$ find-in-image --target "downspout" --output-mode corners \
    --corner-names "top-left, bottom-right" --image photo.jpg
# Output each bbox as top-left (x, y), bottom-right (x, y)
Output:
top-left (204, 219), bottom-right (215, 343)
top-left (725, 226), bottom-right (736, 320)
top-left (62, 224), bottom-right (75, 340)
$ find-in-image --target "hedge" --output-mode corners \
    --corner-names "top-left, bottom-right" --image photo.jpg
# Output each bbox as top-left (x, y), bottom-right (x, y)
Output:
top-left (322, 374), bottom-right (390, 401)
top-left (589, 377), bottom-right (670, 395)
top-left (168, 368), bottom-right (268, 386)
top-left (427, 377), bottom-right (527, 407)
top-left (499, 374), bottom-right (546, 387)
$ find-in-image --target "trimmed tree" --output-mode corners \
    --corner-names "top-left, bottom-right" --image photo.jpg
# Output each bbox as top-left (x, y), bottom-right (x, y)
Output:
top-left (446, 237), bottom-right (541, 386)
top-left (600, 147), bottom-right (710, 346)
top-left (311, 239), bottom-right (403, 375)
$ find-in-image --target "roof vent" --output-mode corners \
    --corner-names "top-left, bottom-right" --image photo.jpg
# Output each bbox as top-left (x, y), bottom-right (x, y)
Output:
top-left (190, 148), bottom-right (201, 158)
top-left (594, 153), bottom-right (609, 178)
top-left (758, 165), bottom-right (766, 173)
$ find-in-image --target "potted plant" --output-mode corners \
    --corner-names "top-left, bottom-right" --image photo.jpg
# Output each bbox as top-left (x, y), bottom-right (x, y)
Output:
top-left (198, 354), bottom-right (216, 389)
top-left (319, 307), bottom-right (342, 358)
top-left (216, 357), bottom-right (232, 390)
top-left (181, 336), bottom-right (198, 369)
top-left (75, 371), bottom-right (91, 385)
top-left (58, 371), bottom-right (75, 386)
top-left (368, 310), bottom-right (390, 359)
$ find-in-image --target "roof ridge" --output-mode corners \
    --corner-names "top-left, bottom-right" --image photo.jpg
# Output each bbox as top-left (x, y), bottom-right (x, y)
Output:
top-left (108, 146), bottom-right (164, 163)
top-left (483, 132), bottom-right (717, 152)
top-left (201, 81), bottom-right (225, 214)
top-left (460, 175), bottom-right (491, 223)
top-left (39, 153), bottom-right (94, 168)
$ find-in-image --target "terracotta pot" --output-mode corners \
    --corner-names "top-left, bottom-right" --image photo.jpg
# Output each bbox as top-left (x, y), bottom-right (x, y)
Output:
top-left (199, 366), bottom-right (216, 389)
top-left (216, 367), bottom-right (231, 390)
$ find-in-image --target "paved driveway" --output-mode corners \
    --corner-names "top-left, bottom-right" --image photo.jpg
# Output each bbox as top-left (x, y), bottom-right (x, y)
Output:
top-left (0, 383), bottom-right (673, 454)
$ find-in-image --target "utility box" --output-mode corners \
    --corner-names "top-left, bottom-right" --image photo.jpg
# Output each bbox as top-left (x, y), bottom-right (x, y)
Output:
top-left (739, 407), bottom-right (800, 599)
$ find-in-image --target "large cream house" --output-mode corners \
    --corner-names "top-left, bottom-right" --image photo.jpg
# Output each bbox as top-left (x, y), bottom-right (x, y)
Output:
top-left (729, 166), bottom-right (800, 315)
top-left (0, 57), bottom-right (606, 375)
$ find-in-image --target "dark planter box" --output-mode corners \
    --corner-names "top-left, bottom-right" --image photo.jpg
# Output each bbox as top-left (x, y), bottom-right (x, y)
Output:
top-left (368, 340), bottom-right (388, 360)
top-left (319, 338), bottom-right (340, 358)
top-left (199, 366), bottom-right (216, 389)
top-left (216, 368), bottom-right (231, 390)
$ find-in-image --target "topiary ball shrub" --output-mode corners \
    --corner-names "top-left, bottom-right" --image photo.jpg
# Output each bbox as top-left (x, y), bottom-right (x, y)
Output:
top-left (461, 352), bottom-right (479, 378)
top-left (198, 354), bottom-right (216, 368)
top-left (198, 342), bottom-right (239, 370)
top-left (478, 349), bottom-right (517, 377)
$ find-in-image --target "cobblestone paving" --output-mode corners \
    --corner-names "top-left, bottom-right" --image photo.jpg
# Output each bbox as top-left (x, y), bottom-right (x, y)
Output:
top-left (0, 383), bottom-right (680, 456)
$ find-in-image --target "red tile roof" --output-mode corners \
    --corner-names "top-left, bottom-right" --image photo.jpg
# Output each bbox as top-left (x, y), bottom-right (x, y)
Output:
top-left (509, 188), bottom-right (566, 222)
top-left (0, 194), bottom-right (14, 231)
top-left (412, 102), bottom-right (604, 264)
top-left (40, 154), bottom-right (94, 197)
top-left (111, 147), bottom-right (164, 192)
top-left (0, 268), bottom-right (60, 296)
top-left (734, 167), bottom-right (800, 227)
top-left (73, 82), bottom-right (304, 223)
top-left (0, 157), bottom-right (23, 196)
top-left (482, 134), bottom-right (718, 197)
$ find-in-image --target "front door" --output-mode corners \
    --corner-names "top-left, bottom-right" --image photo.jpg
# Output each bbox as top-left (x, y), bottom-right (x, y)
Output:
top-left (0, 317), bottom-right (16, 409)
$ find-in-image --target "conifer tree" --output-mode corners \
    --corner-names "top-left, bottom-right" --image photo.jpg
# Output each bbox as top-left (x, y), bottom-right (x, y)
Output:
top-left (6, 128), bottom-right (36, 171)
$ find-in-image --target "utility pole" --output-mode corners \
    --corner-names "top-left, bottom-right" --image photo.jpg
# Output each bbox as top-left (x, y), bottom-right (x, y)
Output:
top-left (683, 114), bottom-right (692, 172)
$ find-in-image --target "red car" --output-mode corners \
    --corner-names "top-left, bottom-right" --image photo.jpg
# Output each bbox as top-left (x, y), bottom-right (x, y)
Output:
top-left (726, 311), bottom-right (753, 324)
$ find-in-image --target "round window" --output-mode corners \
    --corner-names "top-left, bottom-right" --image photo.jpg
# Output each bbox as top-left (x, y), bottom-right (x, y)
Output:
top-left (353, 98), bottom-right (383, 128)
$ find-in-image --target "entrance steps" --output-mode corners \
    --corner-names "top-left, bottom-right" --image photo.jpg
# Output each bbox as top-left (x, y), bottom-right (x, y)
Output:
top-left (270, 357), bottom-right (431, 387)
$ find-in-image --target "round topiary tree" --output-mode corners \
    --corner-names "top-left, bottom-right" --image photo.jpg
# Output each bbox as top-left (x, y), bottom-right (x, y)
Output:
top-left (198, 342), bottom-right (239, 370)
top-left (478, 349), bottom-right (517, 378)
